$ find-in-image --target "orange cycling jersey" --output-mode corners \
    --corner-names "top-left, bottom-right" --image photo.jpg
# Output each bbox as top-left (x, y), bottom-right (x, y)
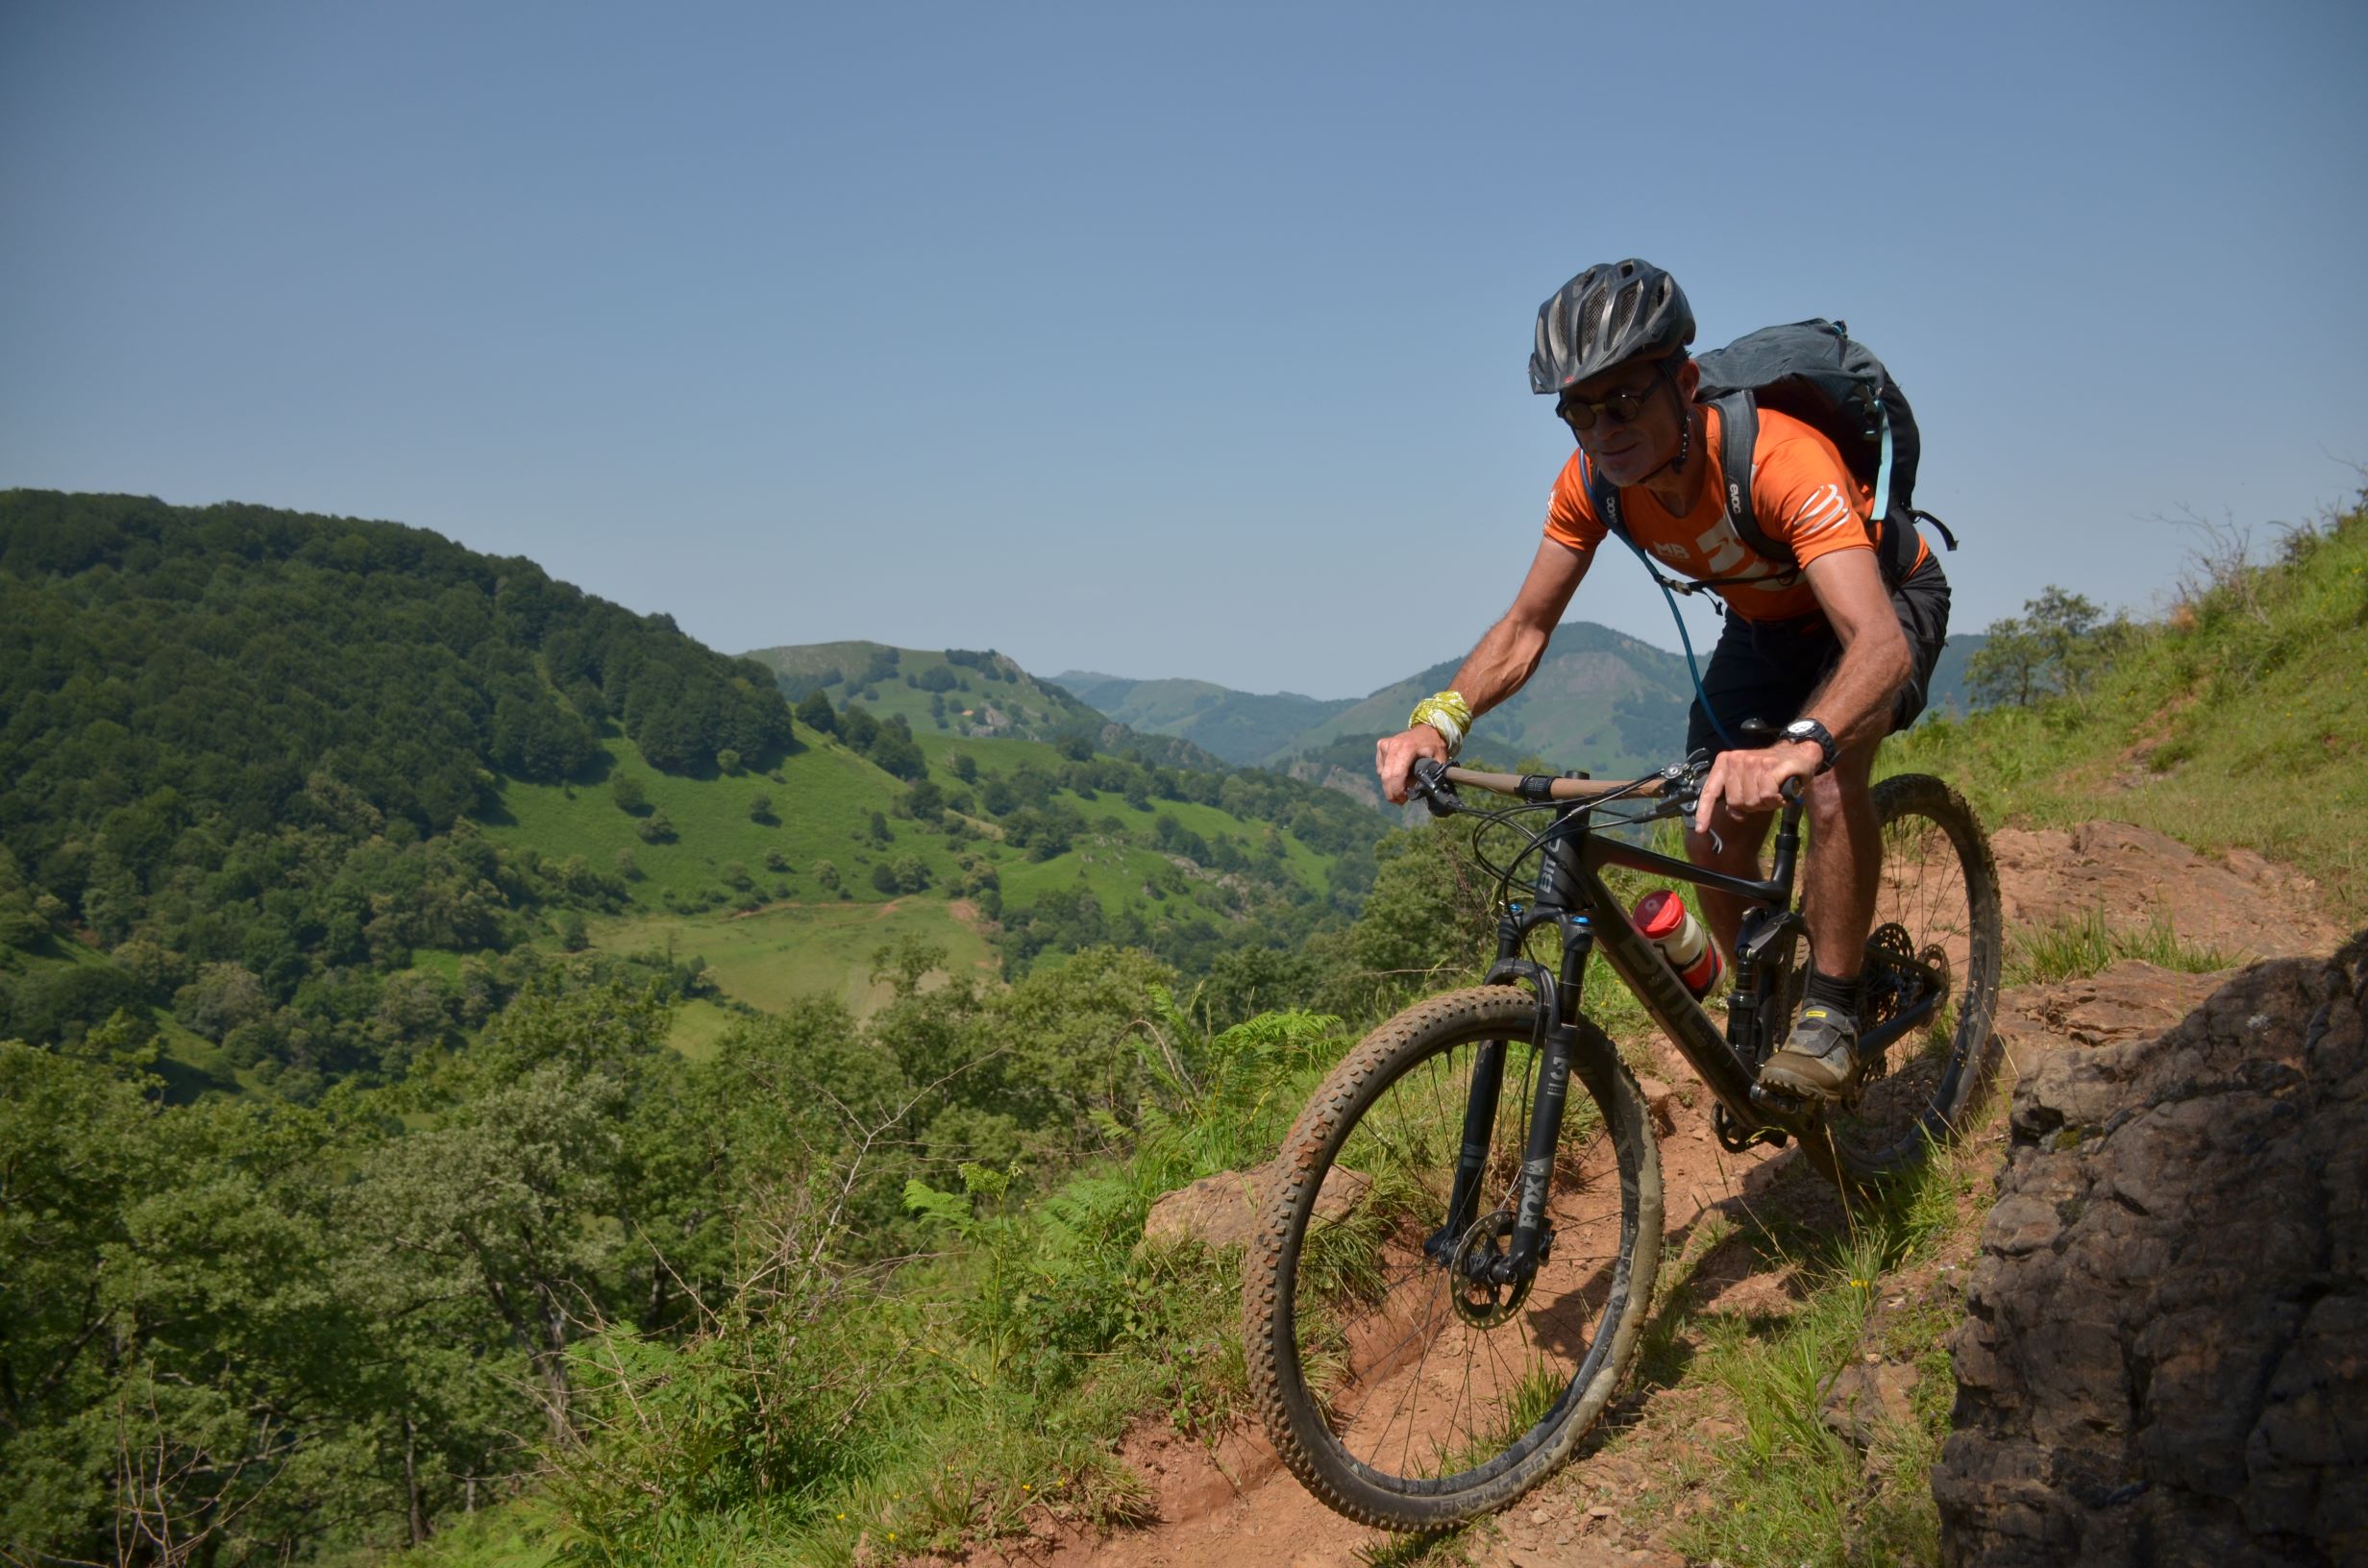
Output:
top-left (1543, 404), bottom-right (1928, 623)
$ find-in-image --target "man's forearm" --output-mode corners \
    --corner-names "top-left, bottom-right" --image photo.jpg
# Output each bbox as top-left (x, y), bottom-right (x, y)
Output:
top-left (1805, 631), bottom-right (1912, 749)
top-left (1447, 614), bottom-right (1553, 718)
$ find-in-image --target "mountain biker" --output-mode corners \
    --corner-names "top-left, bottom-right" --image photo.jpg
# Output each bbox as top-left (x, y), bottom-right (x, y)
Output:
top-left (1373, 258), bottom-right (1951, 1103)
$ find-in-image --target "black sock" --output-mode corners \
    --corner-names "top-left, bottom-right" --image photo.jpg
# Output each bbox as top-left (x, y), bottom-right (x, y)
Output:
top-left (1805, 968), bottom-right (1862, 1016)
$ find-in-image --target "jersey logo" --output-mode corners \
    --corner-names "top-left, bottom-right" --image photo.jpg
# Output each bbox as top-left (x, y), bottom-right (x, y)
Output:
top-left (1790, 482), bottom-right (1855, 539)
top-left (1652, 541), bottom-right (1689, 563)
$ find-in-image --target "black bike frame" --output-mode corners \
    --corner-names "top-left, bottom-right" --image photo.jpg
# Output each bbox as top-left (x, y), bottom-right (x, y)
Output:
top-left (1441, 789), bottom-right (1938, 1285)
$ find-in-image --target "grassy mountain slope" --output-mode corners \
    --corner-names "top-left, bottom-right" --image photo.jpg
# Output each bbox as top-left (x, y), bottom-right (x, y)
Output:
top-left (1892, 498), bottom-right (2366, 918)
top-left (743, 640), bottom-right (1228, 769)
top-left (478, 720), bottom-right (1357, 1018)
top-left (1282, 621), bottom-right (1696, 776)
top-left (1054, 672), bottom-right (1356, 767)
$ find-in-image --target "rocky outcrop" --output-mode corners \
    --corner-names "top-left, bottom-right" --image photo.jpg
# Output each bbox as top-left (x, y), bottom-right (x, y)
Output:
top-left (1142, 1160), bottom-right (1369, 1253)
top-left (1935, 931), bottom-right (2368, 1566)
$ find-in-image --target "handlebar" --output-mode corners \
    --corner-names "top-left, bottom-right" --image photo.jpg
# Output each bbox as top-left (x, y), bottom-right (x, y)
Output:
top-left (1409, 755), bottom-right (1804, 815)
top-left (1442, 766), bottom-right (1672, 801)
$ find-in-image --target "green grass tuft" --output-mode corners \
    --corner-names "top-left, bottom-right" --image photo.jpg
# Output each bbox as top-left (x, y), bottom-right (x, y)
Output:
top-left (2005, 905), bottom-right (2236, 987)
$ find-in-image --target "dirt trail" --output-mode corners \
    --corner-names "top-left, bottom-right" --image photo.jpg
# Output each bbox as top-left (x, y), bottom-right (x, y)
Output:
top-left (948, 821), bottom-right (2344, 1568)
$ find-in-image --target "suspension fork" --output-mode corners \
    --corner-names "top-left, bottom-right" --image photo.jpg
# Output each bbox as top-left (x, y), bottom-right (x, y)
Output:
top-left (1433, 831), bottom-right (1598, 1282)
top-left (1497, 915), bottom-right (1595, 1280)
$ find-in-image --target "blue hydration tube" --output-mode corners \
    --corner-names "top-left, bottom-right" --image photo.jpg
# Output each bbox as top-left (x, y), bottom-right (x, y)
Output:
top-left (1611, 529), bottom-right (1738, 753)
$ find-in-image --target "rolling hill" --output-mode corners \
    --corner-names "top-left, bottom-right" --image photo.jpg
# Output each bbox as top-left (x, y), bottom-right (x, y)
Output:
top-left (742, 640), bottom-right (1227, 770)
top-left (1053, 673), bottom-right (1356, 767)
top-left (0, 495), bottom-right (1385, 1086)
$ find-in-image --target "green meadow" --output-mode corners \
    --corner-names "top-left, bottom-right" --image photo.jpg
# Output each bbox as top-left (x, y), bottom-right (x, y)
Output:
top-left (591, 899), bottom-right (996, 1018)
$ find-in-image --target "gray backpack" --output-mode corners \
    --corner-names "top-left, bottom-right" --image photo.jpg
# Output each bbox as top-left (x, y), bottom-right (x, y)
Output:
top-left (1585, 318), bottom-right (1957, 593)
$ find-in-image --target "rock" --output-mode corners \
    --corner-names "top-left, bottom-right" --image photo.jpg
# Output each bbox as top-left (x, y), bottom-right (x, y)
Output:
top-left (1635, 1074), bottom-right (1680, 1135)
top-left (1819, 1360), bottom-right (1920, 1448)
top-left (1142, 1160), bottom-right (1369, 1253)
top-left (1935, 929), bottom-right (2368, 1566)
top-left (1997, 962), bottom-right (2232, 1065)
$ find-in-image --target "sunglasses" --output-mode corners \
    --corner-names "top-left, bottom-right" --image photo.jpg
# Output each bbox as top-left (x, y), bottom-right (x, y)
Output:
top-left (1556, 359), bottom-right (1671, 432)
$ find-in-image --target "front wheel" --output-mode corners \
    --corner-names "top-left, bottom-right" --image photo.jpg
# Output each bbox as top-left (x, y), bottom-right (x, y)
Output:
top-left (1816, 772), bottom-right (2004, 1189)
top-left (1243, 988), bottom-right (1662, 1531)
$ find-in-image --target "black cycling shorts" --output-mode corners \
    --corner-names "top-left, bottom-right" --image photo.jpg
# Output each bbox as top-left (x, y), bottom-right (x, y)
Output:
top-left (1684, 552), bottom-right (1952, 759)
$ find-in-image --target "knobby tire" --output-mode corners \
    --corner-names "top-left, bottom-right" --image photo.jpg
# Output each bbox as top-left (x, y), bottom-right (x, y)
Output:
top-left (1810, 772), bottom-right (2005, 1191)
top-left (1243, 988), bottom-right (1662, 1531)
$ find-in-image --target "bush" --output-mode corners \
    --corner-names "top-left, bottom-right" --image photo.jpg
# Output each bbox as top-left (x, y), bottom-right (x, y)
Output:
top-left (611, 773), bottom-right (648, 812)
top-left (637, 811), bottom-right (678, 844)
top-left (749, 792), bottom-right (774, 822)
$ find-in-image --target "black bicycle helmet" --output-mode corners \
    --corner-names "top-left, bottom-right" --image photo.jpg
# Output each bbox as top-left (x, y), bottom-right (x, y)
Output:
top-left (1529, 259), bottom-right (1695, 394)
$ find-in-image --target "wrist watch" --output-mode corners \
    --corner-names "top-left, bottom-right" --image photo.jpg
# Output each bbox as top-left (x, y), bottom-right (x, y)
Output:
top-left (1782, 718), bottom-right (1838, 774)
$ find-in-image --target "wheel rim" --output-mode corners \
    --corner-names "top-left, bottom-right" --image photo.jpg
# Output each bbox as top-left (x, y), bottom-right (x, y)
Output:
top-left (1278, 1028), bottom-right (1637, 1496)
top-left (1825, 793), bottom-right (1990, 1169)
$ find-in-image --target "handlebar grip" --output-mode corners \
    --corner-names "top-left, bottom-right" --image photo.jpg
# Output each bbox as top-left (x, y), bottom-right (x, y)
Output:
top-left (1780, 774), bottom-right (1806, 805)
top-left (1409, 757), bottom-right (1459, 818)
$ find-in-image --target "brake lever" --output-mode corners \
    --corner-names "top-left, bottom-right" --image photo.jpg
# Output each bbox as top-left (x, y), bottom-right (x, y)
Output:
top-left (1409, 757), bottom-right (1461, 819)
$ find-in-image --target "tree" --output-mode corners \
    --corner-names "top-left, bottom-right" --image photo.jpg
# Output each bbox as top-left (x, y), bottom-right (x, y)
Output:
top-left (871, 863), bottom-right (900, 894)
top-left (749, 792), bottom-right (775, 822)
top-left (812, 860), bottom-right (841, 891)
top-left (559, 911), bottom-right (590, 951)
top-left (716, 747), bottom-right (743, 776)
top-left (795, 688), bottom-right (837, 735)
top-left (611, 772), bottom-right (648, 813)
top-left (868, 728), bottom-right (927, 782)
top-left (1967, 585), bottom-right (2123, 708)
top-left (637, 810), bottom-right (678, 844)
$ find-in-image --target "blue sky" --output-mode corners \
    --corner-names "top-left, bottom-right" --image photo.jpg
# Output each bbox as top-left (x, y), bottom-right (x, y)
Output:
top-left (5, 1), bottom-right (2362, 699)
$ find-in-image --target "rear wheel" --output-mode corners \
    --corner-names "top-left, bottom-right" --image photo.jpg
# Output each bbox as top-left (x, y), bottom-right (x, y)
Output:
top-left (1817, 772), bottom-right (2003, 1188)
top-left (1243, 988), bottom-right (1661, 1530)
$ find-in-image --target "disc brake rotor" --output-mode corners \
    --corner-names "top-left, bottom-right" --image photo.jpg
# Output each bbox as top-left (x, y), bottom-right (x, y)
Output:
top-left (1448, 1211), bottom-right (1536, 1328)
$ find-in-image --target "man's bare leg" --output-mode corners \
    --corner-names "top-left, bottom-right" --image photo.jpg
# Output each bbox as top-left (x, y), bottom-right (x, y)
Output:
top-left (1759, 736), bottom-right (1885, 1099)
top-left (1800, 737), bottom-right (1883, 978)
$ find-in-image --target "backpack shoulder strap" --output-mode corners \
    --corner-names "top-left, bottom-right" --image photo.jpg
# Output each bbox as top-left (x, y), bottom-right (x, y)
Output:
top-left (1581, 450), bottom-right (1628, 545)
top-left (1711, 390), bottom-right (1797, 572)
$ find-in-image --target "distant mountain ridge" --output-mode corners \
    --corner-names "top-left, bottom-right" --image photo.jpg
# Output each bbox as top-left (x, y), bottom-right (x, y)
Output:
top-left (1059, 622), bottom-right (1698, 780)
top-left (754, 623), bottom-right (1992, 811)
top-left (1053, 673), bottom-right (1355, 767)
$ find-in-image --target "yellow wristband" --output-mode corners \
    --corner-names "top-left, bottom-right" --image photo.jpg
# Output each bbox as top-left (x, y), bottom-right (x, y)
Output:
top-left (1407, 690), bottom-right (1473, 758)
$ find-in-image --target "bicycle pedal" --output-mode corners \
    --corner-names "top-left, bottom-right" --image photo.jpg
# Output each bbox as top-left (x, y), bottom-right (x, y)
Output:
top-left (1714, 1104), bottom-right (1790, 1153)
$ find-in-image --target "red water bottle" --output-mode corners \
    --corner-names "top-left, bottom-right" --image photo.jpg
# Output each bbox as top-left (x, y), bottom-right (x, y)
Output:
top-left (1632, 890), bottom-right (1724, 998)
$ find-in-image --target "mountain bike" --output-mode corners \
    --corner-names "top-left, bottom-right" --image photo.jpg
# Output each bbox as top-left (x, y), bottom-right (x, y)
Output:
top-left (1241, 746), bottom-right (2001, 1530)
